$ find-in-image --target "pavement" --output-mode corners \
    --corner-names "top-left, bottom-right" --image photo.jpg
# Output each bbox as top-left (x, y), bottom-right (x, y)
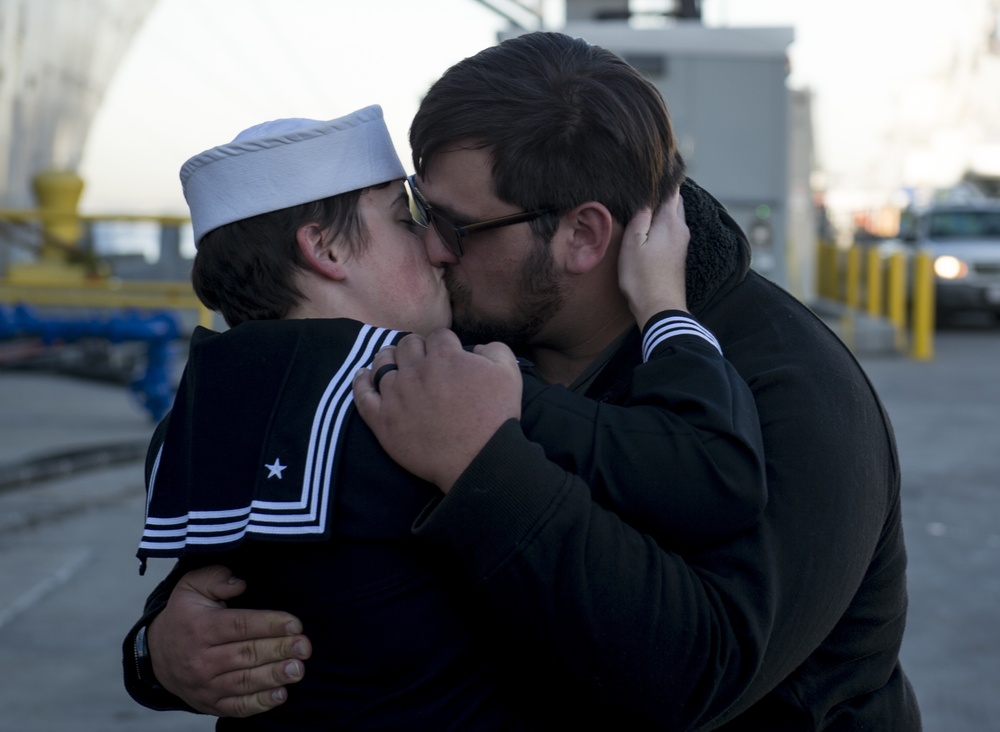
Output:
top-left (0, 371), bottom-right (210, 731)
top-left (0, 313), bottom-right (997, 731)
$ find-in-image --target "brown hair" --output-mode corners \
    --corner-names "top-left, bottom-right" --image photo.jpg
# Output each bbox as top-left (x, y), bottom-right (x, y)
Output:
top-left (411, 31), bottom-right (685, 240)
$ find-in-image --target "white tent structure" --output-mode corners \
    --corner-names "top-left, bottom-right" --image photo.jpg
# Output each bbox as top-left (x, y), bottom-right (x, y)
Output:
top-left (0, 0), bottom-right (156, 208)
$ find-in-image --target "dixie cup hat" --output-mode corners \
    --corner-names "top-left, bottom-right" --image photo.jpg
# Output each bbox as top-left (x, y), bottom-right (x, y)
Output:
top-left (180, 105), bottom-right (406, 245)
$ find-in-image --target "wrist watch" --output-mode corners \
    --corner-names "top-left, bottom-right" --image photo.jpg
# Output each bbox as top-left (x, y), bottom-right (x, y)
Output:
top-left (133, 624), bottom-right (165, 691)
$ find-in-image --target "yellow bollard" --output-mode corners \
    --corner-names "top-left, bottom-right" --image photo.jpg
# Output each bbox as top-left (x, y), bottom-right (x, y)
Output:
top-left (911, 252), bottom-right (935, 360)
top-left (887, 253), bottom-right (907, 353)
top-left (845, 246), bottom-right (861, 310)
top-left (866, 247), bottom-right (883, 318)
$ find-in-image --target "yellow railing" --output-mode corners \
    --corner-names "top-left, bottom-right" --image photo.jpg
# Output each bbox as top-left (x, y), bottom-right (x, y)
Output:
top-left (816, 240), bottom-right (934, 360)
top-left (0, 170), bottom-right (210, 330)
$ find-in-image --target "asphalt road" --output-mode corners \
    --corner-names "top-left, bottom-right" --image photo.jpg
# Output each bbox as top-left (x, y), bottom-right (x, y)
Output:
top-left (0, 320), bottom-right (997, 731)
top-left (862, 320), bottom-right (1000, 732)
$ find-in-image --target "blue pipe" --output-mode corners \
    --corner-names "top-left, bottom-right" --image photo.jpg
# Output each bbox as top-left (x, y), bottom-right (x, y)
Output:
top-left (0, 304), bottom-right (181, 422)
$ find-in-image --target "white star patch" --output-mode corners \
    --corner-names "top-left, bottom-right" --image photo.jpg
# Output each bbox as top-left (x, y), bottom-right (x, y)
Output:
top-left (265, 458), bottom-right (287, 479)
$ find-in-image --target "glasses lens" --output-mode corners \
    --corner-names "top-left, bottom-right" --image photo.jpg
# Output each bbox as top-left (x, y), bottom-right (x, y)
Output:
top-left (408, 176), bottom-right (462, 256)
top-left (408, 178), bottom-right (429, 228)
top-left (432, 214), bottom-right (462, 257)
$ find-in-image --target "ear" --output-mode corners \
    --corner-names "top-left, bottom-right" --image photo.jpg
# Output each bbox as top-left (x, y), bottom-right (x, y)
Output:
top-left (296, 223), bottom-right (347, 281)
top-left (555, 201), bottom-right (615, 275)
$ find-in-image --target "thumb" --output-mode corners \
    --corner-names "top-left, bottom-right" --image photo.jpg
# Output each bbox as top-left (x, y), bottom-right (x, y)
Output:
top-left (178, 565), bottom-right (247, 604)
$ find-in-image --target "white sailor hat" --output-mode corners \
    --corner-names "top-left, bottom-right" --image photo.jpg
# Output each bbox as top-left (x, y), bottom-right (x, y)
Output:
top-left (181, 105), bottom-right (405, 245)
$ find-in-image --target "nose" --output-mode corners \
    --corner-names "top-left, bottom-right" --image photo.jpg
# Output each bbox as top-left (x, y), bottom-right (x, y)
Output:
top-left (421, 224), bottom-right (459, 267)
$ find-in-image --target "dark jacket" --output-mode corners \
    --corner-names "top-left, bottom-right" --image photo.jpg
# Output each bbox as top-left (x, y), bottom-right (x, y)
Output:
top-left (414, 179), bottom-right (921, 729)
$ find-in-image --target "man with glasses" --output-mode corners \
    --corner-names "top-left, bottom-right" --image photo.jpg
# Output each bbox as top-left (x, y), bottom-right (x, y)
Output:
top-left (126, 31), bottom-right (920, 730)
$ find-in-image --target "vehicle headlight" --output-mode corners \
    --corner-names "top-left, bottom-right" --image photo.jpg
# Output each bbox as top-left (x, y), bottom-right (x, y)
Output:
top-left (934, 255), bottom-right (969, 280)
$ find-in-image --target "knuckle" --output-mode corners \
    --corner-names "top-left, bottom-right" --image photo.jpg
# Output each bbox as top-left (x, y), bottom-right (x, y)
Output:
top-left (230, 610), bottom-right (252, 640)
top-left (237, 640), bottom-right (260, 667)
top-left (234, 667), bottom-right (258, 694)
top-left (226, 695), bottom-right (252, 718)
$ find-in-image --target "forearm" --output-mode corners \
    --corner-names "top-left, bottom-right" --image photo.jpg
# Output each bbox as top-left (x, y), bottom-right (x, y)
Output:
top-left (128, 410), bottom-right (200, 712)
top-left (122, 562), bottom-right (198, 713)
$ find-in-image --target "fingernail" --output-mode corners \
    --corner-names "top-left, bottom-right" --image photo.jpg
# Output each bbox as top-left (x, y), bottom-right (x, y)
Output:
top-left (292, 638), bottom-right (308, 656)
top-left (284, 661), bottom-right (302, 679)
top-left (284, 620), bottom-right (301, 635)
top-left (271, 687), bottom-right (287, 702)
top-left (227, 575), bottom-right (242, 584)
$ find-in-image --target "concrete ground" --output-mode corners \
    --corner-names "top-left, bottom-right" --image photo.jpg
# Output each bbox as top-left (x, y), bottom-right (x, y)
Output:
top-left (861, 320), bottom-right (1000, 732)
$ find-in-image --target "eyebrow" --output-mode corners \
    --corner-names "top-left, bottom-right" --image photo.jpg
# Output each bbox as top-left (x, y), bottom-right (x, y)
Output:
top-left (415, 182), bottom-right (475, 224)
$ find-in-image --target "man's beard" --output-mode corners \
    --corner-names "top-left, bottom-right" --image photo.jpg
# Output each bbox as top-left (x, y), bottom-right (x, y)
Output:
top-left (446, 243), bottom-right (564, 349)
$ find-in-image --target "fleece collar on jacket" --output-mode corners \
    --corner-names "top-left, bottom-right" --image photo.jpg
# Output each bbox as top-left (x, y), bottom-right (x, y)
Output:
top-left (680, 177), bottom-right (752, 316)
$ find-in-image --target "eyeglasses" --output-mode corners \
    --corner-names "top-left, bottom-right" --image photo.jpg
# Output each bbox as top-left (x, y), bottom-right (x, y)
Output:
top-left (407, 174), bottom-right (556, 257)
